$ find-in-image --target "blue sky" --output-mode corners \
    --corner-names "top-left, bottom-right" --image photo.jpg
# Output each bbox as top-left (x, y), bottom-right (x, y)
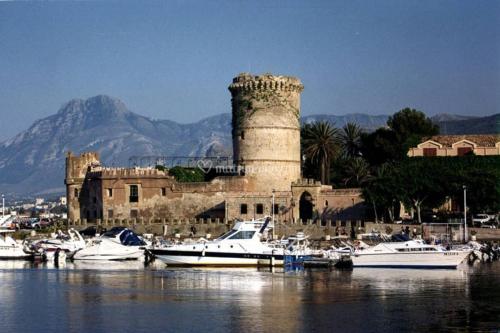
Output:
top-left (0, 0), bottom-right (498, 141)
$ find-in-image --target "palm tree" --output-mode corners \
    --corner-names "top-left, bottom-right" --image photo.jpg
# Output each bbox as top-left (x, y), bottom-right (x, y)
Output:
top-left (339, 122), bottom-right (363, 158)
top-left (343, 157), bottom-right (372, 187)
top-left (302, 121), bottom-right (340, 184)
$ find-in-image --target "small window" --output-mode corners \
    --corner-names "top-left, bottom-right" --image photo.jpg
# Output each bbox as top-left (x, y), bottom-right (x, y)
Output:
top-left (423, 148), bottom-right (437, 156)
top-left (241, 131), bottom-right (245, 140)
top-left (240, 204), bottom-right (248, 215)
top-left (161, 188), bottom-right (166, 196)
top-left (108, 209), bottom-right (114, 219)
top-left (256, 203), bottom-right (264, 215)
top-left (129, 185), bottom-right (139, 203)
top-left (273, 204), bottom-right (279, 214)
top-left (93, 197), bottom-right (97, 204)
top-left (457, 147), bottom-right (472, 156)
top-left (107, 188), bottom-right (113, 197)
top-left (130, 209), bottom-right (138, 218)
top-left (325, 200), bottom-right (329, 207)
top-left (74, 188), bottom-right (79, 198)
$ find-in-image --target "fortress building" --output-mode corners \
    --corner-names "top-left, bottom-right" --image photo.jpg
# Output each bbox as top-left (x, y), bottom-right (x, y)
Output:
top-left (66, 73), bottom-right (365, 225)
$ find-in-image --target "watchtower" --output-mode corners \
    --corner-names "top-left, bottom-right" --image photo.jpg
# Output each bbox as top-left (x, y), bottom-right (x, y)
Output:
top-left (228, 73), bottom-right (304, 192)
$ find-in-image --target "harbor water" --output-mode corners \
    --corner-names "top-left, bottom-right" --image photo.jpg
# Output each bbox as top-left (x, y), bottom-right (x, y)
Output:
top-left (0, 261), bottom-right (498, 332)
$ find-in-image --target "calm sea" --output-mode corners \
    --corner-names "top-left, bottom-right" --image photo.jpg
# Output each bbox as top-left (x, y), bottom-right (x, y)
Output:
top-left (0, 261), bottom-right (498, 333)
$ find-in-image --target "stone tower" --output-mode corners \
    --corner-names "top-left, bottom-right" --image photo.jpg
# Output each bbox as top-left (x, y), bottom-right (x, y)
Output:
top-left (65, 151), bottom-right (100, 221)
top-left (228, 73), bottom-right (304, 192)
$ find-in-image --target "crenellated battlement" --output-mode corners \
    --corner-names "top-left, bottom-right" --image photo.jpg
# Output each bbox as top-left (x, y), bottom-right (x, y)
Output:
top-left (228, 73), bottom-right (303, 94)
top-left (87, 166), bottom-right (169, 178)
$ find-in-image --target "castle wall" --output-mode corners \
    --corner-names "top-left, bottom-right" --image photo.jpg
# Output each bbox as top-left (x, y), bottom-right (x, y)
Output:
top-left (65, 73), bottom-right (367, 225)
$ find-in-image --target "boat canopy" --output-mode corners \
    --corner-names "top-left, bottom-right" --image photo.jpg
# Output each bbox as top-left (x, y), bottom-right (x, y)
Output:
top-left (103, 227), bottom-right (146, 246)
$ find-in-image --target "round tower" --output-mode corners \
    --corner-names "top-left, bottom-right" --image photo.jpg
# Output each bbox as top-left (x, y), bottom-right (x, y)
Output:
top-left (228, 73), bottom-right (304, 192)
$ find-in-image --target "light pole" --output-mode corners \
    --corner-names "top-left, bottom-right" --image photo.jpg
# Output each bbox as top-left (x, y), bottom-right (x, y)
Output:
top-left (272, 189), bottom-right (275, 240)
top-left (463, 185), bottom-right (467, 242)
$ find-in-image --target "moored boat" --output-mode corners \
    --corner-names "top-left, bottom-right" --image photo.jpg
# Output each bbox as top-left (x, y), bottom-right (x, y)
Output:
top-left (0, 229), bottom-right (33, 260)
top-left (148, 217), bottom-right (285, 266)
top-left (346, 239), bottom-right (471, 269)
top-left (72, 227), bottom-right (146, 261)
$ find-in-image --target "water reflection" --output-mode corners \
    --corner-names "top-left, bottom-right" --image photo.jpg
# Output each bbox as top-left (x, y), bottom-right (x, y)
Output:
top-left (0, 262), bottom-right (498, 332)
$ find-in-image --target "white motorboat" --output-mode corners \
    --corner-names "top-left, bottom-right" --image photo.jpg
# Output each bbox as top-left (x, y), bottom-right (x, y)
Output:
top-left (0, 229), bottom-right (33, 260)
top-left (72, 227), bottom-right (146, 261)
top-left (148, 217), bottom-right (285, 266)
top-left (31, 229), bottom-right (86, 260)
top-left (345, 239), bottom-right (471, 269)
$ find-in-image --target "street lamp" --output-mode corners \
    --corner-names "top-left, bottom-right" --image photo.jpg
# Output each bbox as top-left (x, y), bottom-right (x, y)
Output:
top-left (271, 189), bottom-right (275, 240)
top-left (463, 185), bottom-right (467, 242)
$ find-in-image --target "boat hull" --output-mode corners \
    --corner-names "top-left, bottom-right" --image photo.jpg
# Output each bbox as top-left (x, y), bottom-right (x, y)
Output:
top-left (150, 249), bottom-right (284, 266)
top-left (351, 251), bottom-right (470, 269)
top-left (0, 248), bottom-right (33, 260)
top-left (73, 249), bottom-right (144, 261)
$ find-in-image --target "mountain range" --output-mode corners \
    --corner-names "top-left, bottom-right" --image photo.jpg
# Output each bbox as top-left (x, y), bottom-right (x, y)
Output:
top-left (0, 95), bottom-right (497, 197)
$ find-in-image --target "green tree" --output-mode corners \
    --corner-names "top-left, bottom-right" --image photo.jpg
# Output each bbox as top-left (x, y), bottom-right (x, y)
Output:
top-left (342, 157), bottom-right (372, 187)
top-left (168, 166), bottom-right (205, 182)
top-left (360, 128), bottom-right (401, 165)
top-left (388, 107), bottom-right (439, 155)
top-left (301, 121), bottom-right (340, 184)
top-left (339, 122), bottom-right (363, 158)
top-left (360, 108), bottom-right (439, 166)
top-left (362, 163), bottom-right (400, 222)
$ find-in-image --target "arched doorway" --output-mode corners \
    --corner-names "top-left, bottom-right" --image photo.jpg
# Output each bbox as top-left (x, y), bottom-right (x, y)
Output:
top-left (299, 191), bottom-right (313, 223)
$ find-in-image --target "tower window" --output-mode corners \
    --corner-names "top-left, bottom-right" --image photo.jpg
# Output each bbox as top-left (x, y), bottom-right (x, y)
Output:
top-left (74, 188), bottom-right (79, 198)
top-left (241, 131), bottom-right (245, 140)
top-left (129, 185), bottom-right (139, 203)
top-left (107, 188), bottom-right (113, 197)
top-left (161, 188), bottom-right (166, 196)
top-left (240, 204), bottom-right (248, 215)
top-left (256, 203), bottom-right (264, 215)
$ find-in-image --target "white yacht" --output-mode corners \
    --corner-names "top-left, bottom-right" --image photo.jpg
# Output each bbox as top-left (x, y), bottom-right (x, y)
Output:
top-left (31, 229), bottom-right (86, 259)
top-left (72, 227), bottom-right (146, 261)
top-left (148, 218), bottom-right (285, 266)
top-left (0, 229), bottom-right (33, 260)
top-left (347, 239), bottom-right (471, 269)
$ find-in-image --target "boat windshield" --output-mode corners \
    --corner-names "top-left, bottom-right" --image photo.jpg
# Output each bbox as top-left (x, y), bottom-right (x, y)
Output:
top-left (391, 234), bottom-right (411, 242)
top-left (228, 231), bottom-right (255, 240)
top-left (218, 229), bottom-right (238, 240)
top-left (119, 230), bottom-right (146, 246)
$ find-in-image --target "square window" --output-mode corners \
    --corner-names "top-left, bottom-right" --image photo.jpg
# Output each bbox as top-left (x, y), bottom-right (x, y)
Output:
top-left (423, 148), bottom-right (437, 156)
top-left (240, 204), bottom-right (248, 215)
top-left (457, 147), bottom-right (472, 156)
top-left (256, 203), bottom-right (264, 215)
